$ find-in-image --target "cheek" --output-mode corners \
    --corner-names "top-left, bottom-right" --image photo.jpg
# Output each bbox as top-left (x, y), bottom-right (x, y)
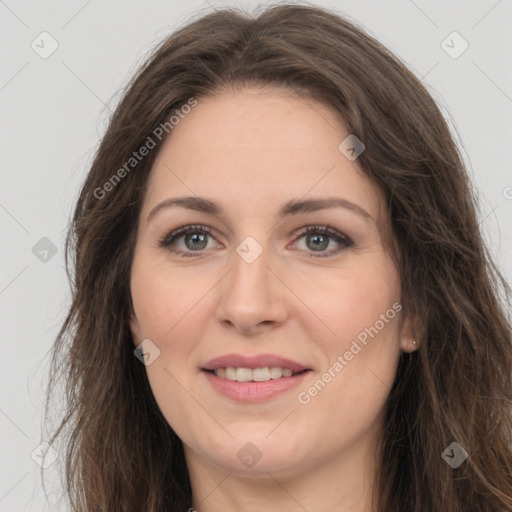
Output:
top-left (299, 255), bottom-right (402, 427)
top-left (300, 258), bottom-right (402, 420)
top-left (130, 252), bottom-right (216, 342)
top-left (302, 253), bottom-right (401, 353)
top-left (130, 254), bottom-right (221, 414)
top-left (130, 256), bottom-right (214, 438)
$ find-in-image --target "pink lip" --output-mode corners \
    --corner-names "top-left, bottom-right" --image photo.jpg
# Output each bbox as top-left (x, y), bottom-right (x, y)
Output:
top-left (202, 370), bottom-right (310, 402)
top-left (202, 353), bottom-right (310, 372)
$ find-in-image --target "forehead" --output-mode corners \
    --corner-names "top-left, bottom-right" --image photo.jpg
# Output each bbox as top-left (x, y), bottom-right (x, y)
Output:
top-left (144, 86), bottom-right (384, 224)
top-left (160, 87), bottom-right (349, 160)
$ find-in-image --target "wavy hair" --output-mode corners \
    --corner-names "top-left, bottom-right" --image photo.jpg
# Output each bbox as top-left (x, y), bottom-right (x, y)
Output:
top-left (44, 3), bottom-right (512, 511)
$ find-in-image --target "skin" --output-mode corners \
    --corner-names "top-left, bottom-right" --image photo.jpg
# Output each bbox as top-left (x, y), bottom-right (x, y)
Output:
top-left (130, 86), bottom-right (417, 512)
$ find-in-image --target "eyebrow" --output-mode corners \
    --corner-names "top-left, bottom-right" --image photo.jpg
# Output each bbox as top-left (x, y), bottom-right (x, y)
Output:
top-left (147, 196), bottom-right (373, 223)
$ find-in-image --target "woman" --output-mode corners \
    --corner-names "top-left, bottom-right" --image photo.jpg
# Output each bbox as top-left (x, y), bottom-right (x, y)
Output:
top-left (44, 3), bottom-right (512, 511)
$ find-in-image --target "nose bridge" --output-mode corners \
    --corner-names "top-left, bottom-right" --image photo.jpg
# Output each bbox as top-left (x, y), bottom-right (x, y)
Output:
top-left (229, 235), bottom-right (272, 302)
top-left (216, 234), bottom-right (288, 331)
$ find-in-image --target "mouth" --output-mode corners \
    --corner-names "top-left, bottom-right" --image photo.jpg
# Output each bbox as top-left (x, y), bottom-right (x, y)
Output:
top-left (201, 353), bottom-right (312, 402)
top-left (203, 367), bottom-right (309, 382)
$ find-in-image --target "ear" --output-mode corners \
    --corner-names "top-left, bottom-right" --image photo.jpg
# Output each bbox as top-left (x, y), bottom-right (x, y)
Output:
top-left (399, 312), bottom-right (420, 353)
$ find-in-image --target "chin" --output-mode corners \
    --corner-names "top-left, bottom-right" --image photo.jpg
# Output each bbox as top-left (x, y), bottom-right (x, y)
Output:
top-left (202, 430), bottom-right (312, 475)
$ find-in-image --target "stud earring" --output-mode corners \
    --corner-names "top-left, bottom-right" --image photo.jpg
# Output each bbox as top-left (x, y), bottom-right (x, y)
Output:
top-left (412, 340), bottom-right (417, 346)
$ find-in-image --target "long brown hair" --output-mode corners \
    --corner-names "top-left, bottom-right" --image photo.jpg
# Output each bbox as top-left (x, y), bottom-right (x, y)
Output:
top-left (44, 3), bottom-right (512, 511)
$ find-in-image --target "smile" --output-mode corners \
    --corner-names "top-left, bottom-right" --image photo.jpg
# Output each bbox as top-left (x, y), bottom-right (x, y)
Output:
top-left (202, 368), bottom-right (312, 402)
top-left (210, 366), bottom-right (305, 382)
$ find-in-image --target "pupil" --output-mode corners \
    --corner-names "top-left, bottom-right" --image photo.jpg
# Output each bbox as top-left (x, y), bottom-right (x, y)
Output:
top-left (186, 233), bottom-right (207, 250)
top-left (308, 234), bottom-right (328, 251)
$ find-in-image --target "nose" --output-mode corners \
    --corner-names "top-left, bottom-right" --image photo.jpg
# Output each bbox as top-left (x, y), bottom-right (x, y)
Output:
top-left (215, 239), bottom-right (290, 335)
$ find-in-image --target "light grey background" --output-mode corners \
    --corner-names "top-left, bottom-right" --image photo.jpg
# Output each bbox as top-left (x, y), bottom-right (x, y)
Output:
top-left (1, 0), bottom-right (511, 510)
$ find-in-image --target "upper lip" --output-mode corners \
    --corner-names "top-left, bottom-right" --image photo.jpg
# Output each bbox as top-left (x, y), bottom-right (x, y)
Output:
top-left (202, 353), bottom-right (310, 372)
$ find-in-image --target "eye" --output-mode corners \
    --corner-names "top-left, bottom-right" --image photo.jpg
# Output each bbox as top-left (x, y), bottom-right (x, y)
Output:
top-left (291, 225), bottom-right (353, 258)
top-left (159, 224), bottom-right (220, 257)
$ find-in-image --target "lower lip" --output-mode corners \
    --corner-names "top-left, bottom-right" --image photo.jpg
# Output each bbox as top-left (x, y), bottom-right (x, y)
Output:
top-left (202, 370), bottom-right (311, 402)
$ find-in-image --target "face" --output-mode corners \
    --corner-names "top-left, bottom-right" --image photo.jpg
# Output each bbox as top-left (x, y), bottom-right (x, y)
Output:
top-left (130, 86), bottom-right (415, 480)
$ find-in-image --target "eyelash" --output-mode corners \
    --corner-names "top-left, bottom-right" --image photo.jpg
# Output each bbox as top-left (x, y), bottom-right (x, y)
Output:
top-left (158, 224), bottom-right (353, 258)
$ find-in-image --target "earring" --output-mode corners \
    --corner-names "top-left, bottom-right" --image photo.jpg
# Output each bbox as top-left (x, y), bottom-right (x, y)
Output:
top-left (412, 340), bottom-right (417, 346)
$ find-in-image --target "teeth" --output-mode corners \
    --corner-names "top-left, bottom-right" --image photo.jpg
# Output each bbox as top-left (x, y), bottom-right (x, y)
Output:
top-left (236, 368), bottom-right (253, 382)
top-left (253, 367), bottom-right (270, 381)
top-left (269, 367), bottom-right (282, 379)
top-left (213, 366), bottom-right (299, 382)
top-left (225, 367), bottom-right (237, 381)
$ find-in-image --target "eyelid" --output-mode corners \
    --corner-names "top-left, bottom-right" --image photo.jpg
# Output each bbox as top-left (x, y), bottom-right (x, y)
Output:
top-left (158, 224), bottom-right (221, 256)
top-left (289, 225), bottom-right (353, 257)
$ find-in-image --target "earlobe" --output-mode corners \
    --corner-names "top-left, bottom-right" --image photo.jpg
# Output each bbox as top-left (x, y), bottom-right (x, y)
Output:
top-left (400, 336), bottom-right (418, 353)
top-left (403, 339), bottom-right (420, 353)
top-left (400, 314), bottom-right (421, 353)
